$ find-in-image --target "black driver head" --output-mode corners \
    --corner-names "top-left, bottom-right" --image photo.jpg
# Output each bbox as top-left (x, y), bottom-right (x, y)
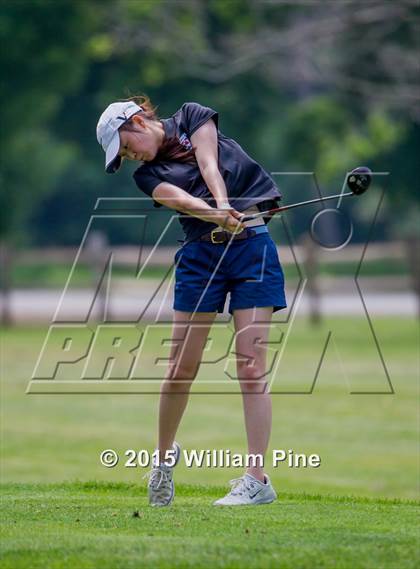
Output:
top-left (347, 166), bottom-right (372, 195)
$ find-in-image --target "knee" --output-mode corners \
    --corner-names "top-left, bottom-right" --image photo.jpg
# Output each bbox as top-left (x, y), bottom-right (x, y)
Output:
top-left (163, 363), bottom-right (197, 392)
top-left (237, 363), bottom-right (268, 393)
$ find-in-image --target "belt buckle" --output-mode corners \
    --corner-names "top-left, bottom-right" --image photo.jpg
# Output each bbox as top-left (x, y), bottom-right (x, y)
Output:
top-left (210, 229), bottom-right (226, 244)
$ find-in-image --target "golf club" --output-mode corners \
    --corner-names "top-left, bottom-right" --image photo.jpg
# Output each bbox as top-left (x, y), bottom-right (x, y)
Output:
top-left (240, 166), bottom-right (372, 222)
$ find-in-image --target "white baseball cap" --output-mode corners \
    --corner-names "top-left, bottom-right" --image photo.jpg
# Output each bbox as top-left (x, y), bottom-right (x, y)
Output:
top-left (96, 101), bottom-right (143, 173)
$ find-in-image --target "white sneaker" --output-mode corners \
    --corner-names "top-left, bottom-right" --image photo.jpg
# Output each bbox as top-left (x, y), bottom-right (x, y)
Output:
top-left (143, 442), bottom-right (181, 507)
top-left (213, 473), bottom-right (277, 506)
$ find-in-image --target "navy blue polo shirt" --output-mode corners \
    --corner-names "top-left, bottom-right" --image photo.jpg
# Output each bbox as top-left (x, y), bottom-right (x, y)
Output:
top-left (133, 102), bottom-right (282, 242)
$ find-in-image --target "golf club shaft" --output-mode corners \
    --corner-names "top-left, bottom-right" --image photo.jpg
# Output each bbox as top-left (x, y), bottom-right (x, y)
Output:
top-left (240, 191), bottom-right (354, 221)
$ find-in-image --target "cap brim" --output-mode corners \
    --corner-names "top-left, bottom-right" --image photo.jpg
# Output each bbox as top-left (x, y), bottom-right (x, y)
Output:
top-left (105, 131), bottom-right (122, 174)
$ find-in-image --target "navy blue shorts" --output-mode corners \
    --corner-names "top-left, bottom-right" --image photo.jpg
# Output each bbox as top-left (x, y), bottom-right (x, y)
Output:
top-left (173, 229), bottom-right (287, 315)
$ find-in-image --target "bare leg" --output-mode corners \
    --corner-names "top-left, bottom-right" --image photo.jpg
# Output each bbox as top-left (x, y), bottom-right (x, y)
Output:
top-left (233, 306), bottom-right (274, 482)
top-left (158, 310), bottom-right (217, 458)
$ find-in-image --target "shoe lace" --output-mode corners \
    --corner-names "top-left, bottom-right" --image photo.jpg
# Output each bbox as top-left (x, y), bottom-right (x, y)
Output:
top-left (142, 467), bottom-right (170, 490)
top-left (228, 476), bottom-right (253, 496)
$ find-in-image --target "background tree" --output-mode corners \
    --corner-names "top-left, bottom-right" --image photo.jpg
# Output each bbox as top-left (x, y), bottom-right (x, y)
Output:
top-left (1, 0), bottom-right (418, 248)
top-left (0, 0), bottom-right (103, 244)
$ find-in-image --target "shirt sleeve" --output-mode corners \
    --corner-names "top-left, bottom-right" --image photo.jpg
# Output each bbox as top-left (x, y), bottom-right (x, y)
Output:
top-left (181, 101), bottom-right (219, 137)
top-left (133, 167), bottom-right (164, 208)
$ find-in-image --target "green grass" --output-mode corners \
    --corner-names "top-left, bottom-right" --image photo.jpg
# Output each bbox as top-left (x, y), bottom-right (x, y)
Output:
top-left (1, 482), bottom-right (419, 569)
top-left (1, 318), bottom-right (419, 567)
top-left (1, 318), bottom-right (418, 497)
top-left (10, 257), bottom-right (409, 288)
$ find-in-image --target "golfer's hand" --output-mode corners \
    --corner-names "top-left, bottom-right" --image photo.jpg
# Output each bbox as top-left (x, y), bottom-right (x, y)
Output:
top-left (216, 201), bottom-right (245, 231)
top-left (213, 209), bottom-right (246, 233)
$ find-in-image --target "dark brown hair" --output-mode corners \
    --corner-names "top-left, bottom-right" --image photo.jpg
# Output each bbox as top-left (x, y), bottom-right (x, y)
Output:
top-left (119, 94), bottom-right (197, 165)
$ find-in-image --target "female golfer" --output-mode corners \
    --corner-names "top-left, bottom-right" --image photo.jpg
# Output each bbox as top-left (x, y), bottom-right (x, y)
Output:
top-left (96, 96), bottom-right (287, 507)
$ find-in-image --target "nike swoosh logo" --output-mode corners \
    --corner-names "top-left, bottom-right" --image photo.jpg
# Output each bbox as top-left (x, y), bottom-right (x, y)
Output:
top-left (250, 489), bottom-right (263, 499)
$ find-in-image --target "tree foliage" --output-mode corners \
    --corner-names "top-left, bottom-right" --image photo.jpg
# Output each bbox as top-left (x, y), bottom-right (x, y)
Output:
top-left (0, 0), bottom-right (103, 240)
top-left (0, 0), bottom-right (418, 245)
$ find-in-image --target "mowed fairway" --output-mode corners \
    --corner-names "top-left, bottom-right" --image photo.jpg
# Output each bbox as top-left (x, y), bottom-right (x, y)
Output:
top-left (1, 482), bottom-right (419, 569)
top-left (1, 317), bottom-right (419, 568)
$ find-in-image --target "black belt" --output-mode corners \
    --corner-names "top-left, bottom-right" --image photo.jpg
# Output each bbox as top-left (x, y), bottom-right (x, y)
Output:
top-left (198, 227), bottom-right (256, 244)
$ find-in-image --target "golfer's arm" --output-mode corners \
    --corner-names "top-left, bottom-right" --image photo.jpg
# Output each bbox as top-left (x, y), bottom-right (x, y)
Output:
top-left (152, 182), bottom-right (219, 223)
top-left (190, 120), bottom-right (230, 207)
